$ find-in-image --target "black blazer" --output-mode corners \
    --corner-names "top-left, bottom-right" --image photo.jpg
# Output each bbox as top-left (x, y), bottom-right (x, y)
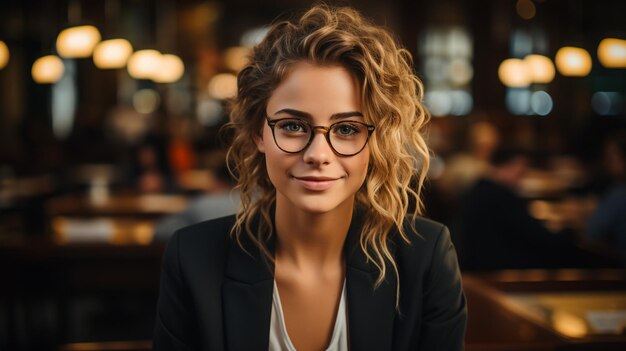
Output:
top-left (153, 210), bottom-right (467, 350)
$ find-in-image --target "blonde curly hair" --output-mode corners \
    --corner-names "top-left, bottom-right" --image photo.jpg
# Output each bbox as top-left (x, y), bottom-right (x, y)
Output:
top-left (226, 4), bottom-right (430, 296)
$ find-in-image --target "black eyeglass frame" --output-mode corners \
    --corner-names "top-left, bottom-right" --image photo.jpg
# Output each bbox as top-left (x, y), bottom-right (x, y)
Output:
top-left (265, 117), bottom-right (375, 157)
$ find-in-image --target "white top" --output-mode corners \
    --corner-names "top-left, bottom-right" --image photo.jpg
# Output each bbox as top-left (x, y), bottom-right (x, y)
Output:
top-left (268, 280), bottom-right (349, 351)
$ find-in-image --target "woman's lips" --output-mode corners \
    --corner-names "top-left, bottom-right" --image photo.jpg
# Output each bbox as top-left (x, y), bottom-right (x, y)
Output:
top-left (292, 176), bottom-right (340, 191)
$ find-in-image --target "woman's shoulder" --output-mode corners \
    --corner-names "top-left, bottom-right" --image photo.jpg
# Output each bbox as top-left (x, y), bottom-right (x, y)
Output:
top-left (398, 215), bottom-right (449, 245)
top-left (410, 216), bottom-right (448, 239)
top-left (394, 216), bottom-right (453, 267)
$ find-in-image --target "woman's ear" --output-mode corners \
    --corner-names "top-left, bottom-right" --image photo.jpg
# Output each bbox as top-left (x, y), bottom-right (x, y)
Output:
top-left (253, 132), bottom-right (266, 153)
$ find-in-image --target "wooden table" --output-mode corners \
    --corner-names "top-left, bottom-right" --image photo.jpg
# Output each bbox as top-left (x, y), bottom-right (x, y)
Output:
top-left (46, 193), bottom-right (188, 219)
top-left (464, 269), bottom-right (626, 351)
top-left (44, 192), bottom-right (189, 244)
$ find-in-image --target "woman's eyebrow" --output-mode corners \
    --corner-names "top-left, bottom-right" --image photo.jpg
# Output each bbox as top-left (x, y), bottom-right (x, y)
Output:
top-left (330, 111), bottom-right (364, 120)
top-left (274, 108), bottom-right (311, 118)
top-left (273, 108), bottom-right (363, 120)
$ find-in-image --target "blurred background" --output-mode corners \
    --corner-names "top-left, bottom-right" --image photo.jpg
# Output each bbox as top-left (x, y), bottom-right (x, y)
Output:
top-left (1, 0), bottom-right (625, 350)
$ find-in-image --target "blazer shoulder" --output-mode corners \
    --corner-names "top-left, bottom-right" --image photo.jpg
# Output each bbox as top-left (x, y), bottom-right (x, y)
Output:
top-left (401, 216), bottom-right (467, 350)
top-left (394, 216), bottom-right (451, 267)
top-left (411, 216), bottom-right (447, 240)
top-left (401, 216), bottom-right (449, 248)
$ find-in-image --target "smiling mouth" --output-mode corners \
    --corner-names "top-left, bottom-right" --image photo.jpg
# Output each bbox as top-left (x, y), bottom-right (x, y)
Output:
top-left (291, 176), bottom-right (342, 191)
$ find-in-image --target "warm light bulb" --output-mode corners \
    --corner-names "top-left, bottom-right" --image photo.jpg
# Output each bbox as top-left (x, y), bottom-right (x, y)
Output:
top-left (524, 54), bottom-right (555, 84)
top-left (224, 46), bottom-right (250, 72)
top-left (207, 73), bottom-right (237, 100)
top-left (32, 55), bottom-right (65, 83)
top-left (56, 25), bottom-right (101, 58)
top-left (498, 58), bottom-right (531, 87)
top-left (555, 47), bottom-right (592, 77)
top-left (93, 39), bottom-right (133, 69)
top-left (153, 54), bottom-right (185, 83)
top-left (0, 40), bottom-right (9, 69)
top-left (598, 38), bottom-right (626, 68)
top-left (127, 49), bottom-right (162, 79)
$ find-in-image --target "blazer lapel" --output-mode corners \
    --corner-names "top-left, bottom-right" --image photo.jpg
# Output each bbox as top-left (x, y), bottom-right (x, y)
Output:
top-left (222, 225), bottom-right (276, 351)
top-left (345, 209), bottom-right (397, 351)
top-left (221, 207), bottom-right (396, 351)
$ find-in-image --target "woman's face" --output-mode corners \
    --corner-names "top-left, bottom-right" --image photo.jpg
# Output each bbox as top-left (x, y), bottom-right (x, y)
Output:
top-left (255, 61), bottom-right (370, 214)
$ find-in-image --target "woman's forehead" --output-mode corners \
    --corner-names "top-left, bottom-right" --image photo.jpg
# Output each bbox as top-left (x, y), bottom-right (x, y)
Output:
top-left (266, 62), bottom-right (362, 120)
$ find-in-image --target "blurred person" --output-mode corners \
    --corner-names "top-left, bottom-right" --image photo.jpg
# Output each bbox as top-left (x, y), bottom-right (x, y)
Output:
top-left (153, 5), bottom-right (466, 351)
top-left (153, 160), bottom-right (239, 242)
top-left (131, 136), bottom-right (175, 193)
top-left (430, 121), bottom-right (500, 223)
top-left (587, 131), bottom-right (626, 260)
top-left (136, 144), bottom-right (165, 192)
top-left (438, 120), bottom-right (500, 199)
top-left (452, 147), bottom-right (577, 270)
top-left (168, 118), bottom-right (198, 178)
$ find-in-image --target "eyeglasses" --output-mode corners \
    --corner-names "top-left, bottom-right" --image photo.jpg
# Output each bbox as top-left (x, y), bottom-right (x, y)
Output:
top-left (266, 117), bottom-right (375, 156)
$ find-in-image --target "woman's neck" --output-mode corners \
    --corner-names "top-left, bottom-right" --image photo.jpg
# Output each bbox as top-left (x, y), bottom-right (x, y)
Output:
top-left (274, 196), bottom-right (353, 271)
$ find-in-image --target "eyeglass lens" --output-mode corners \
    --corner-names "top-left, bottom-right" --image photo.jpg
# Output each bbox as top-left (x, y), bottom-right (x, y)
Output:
top-left (272, 119), bottom-right (370, 155)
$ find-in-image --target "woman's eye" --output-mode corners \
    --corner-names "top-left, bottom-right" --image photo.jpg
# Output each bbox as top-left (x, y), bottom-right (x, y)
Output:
top-left (333, 123), bottom-right (360, 136)
top-left (278, 121), bottom-right (308, 133)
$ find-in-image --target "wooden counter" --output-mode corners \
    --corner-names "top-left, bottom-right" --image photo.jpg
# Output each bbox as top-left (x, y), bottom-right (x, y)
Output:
top-left (464, 269), bottom-right (626, 351)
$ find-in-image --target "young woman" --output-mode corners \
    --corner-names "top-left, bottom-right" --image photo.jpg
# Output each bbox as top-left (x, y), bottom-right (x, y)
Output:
top-left (154, 5), bottom-right (466, 351)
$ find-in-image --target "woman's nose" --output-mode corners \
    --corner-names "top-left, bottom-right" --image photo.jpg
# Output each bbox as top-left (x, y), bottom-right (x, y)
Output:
top-left (302, 132), bottom-right (332, 165)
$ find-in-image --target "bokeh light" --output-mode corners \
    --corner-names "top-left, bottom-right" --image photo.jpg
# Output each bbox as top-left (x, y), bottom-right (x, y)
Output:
top-left (499, 58), bottom-right (531, 88)
top-left (516, 0), bottom-right (536, 20)
top-left (530, 91), bottom-right (553, 116)
top-left (153, 54), bottom-right (185, 83)
top-left (597, 38), bottom-right (626, 68)
top-left (127, 49), bottom-right (162, 80)
top-left (56, 25), bottom-right (101, 58)
top-left (524, 54), bottom-right (555, 84)
top-left (0, 40), bottom-right (9, 69)
top-left (132, 89), bottom-right (160, 114)
top-left (224, 46), bottom-right (250, 72)
top-left (591, 92), bottom-right (624, 116)
top-left (207, 73), bottom-right (237, 100)
top-left (32, 55), bottom-right (65, 84)
top-left (93, 39), bottom-right (133, 69)
top-left (555, 47), bottom-right (592, 77)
